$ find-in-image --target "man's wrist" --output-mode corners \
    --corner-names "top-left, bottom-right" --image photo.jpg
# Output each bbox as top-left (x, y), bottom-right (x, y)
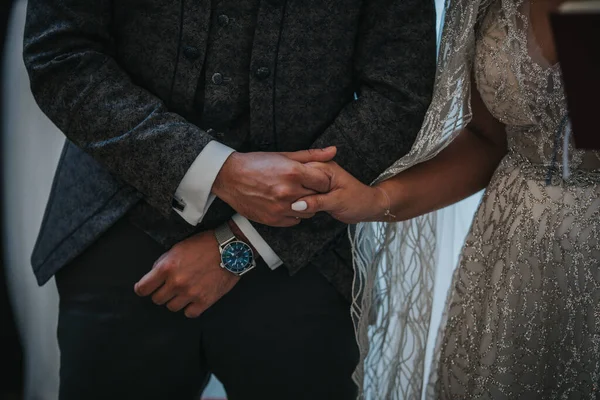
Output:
top-left (212, 151), bottom-right (240, 200)
top-left (227, 220), bottom-right (260, 260)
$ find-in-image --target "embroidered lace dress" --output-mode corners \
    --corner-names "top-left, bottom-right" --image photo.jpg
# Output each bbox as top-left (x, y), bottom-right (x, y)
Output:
top-left (351, 1), bottom-right (600, 398)
top-left (432, 1), bottom-right (600, 398)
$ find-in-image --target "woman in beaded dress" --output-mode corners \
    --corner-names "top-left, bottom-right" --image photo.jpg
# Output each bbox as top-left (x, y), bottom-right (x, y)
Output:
top-left (287, 0), bottom-right (600, 398)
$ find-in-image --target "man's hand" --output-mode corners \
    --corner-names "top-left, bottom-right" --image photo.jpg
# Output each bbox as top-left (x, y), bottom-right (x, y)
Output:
top-left (212, 147), bottom-right (337, 227)
top-left (134, 230), bottom-right (238, 318)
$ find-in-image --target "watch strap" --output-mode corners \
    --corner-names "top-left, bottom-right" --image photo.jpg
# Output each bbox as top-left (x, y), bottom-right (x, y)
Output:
top-left (215, 223), bottom-right (236, 247)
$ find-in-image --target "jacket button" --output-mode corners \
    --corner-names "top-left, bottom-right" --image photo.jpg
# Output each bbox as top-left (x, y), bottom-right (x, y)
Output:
top-left (217, 14), bottom-right (230, 27)
top-left (212, 73), bottom-right (224, 85)
top-left (183, 45), bottom-right (201, 60)
top-left (254, 66), bottom-right (271, 80)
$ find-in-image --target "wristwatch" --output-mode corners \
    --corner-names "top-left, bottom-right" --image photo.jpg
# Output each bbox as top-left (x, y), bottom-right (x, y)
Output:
top-left (215, 223), bottom-right (256, 276)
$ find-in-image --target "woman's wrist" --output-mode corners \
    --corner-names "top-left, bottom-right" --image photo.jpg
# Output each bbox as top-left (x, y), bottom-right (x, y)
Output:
top-left (373, 180), bottom-right (408, 222)
top-left (373, 186), bottom-right (395, 222)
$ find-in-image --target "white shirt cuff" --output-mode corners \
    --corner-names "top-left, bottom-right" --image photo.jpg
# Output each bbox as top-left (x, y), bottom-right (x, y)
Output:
top-left (173, 141), bottom-right (234, 225)
top-left (232, 214), bottom-right (283, 270)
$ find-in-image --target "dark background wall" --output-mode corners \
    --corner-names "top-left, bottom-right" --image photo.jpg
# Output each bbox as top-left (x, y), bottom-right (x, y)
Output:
top-left (1, 0), bottom-right (25, 397)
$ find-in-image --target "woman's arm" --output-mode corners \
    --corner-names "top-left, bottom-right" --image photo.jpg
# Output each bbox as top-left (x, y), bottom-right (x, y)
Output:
top-left (292, 77), bottom-right (508, 224)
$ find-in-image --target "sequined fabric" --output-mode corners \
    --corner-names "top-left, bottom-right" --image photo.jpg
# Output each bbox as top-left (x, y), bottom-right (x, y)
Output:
top-left (433, 1), bottom-right (600, 398)
top-left (351, 0), bottom-right (600, 399)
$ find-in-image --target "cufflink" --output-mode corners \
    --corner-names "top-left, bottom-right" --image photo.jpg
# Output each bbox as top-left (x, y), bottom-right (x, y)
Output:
top-left (172, 196), bottom-right (186, 212)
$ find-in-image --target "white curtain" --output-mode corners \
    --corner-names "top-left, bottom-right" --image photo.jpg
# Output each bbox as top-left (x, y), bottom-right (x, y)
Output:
top-left (2, 1), bottom-right (62, 399)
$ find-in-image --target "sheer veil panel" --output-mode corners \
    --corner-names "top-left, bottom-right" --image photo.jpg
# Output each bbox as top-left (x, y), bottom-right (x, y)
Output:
top-left (350, 0), bottom-right (494, 398)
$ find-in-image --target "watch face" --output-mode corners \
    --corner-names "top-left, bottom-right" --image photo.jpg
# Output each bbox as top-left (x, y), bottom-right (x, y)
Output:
top-left (221, 241), bottom-right (254, 274)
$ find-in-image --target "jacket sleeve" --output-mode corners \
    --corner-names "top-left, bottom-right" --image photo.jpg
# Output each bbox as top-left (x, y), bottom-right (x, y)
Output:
top-left (253, 0), bottom-right (438, 274)
top-left (22, 0), bottom-right (213, 216)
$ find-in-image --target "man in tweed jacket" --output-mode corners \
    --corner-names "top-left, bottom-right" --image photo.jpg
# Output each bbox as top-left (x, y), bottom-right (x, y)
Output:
top-left (23, 0), bottom-right (436, 398)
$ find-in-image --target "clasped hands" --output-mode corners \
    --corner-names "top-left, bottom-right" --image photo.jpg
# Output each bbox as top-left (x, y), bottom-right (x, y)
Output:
top-left (210, 146), bottom-right (386, 228)
top-left (134, 146), bottom-right (382, 318)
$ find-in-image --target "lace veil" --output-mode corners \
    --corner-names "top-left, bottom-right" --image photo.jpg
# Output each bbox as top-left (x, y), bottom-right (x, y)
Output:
top-left (350, 0), bottom-right (496, 398)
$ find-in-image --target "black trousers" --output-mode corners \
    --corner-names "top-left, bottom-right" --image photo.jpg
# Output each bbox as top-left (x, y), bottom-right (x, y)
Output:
top-left (55, 217), bottom-right (359, 400)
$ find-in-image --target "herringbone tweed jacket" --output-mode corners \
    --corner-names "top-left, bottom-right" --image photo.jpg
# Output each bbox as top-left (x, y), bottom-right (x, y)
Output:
top-left (23, 0), bottom-right (436, 299)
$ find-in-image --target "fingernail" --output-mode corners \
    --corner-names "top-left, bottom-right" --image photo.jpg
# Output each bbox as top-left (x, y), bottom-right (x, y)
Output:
top-left (291, 201), bottom-right (308, 211)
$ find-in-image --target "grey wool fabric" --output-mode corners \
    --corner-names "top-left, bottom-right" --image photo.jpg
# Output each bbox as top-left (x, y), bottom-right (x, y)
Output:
top-left (23, 0), bottom-right (437, 299)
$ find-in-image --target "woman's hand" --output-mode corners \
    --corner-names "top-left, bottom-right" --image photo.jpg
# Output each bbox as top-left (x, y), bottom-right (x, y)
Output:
top-left (291, 162), bottom-right (387, 224)
top-left (213, 147), bottom-right (337, 227)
